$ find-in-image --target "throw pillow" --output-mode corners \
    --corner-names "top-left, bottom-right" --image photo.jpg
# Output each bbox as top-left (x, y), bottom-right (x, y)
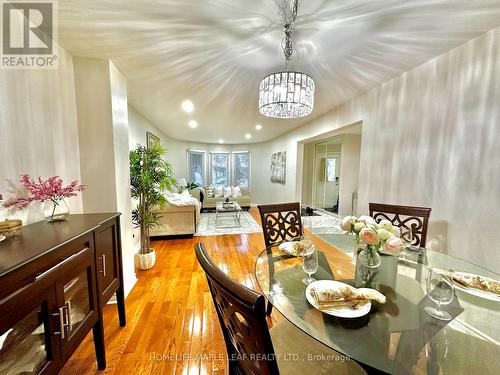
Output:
top-left (214, 186), bottom-right (223, 198)
top-left (205, 185), bottom-right (215, 198)
top-left (231, 186), bottom-right (242, 197)
top-left (223, 186), bottom-right (232, 198)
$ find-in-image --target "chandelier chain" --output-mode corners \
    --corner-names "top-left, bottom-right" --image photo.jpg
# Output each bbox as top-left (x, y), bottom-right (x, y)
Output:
top-left (281, 0), bottom-right (299, 70)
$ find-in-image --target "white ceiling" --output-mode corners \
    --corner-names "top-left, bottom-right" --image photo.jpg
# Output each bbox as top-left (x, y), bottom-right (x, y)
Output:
top-left (58, 1), bottom-right (500, 144)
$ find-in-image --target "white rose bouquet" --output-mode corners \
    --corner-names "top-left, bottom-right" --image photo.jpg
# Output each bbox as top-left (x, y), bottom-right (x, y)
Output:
top-left (340, 215), bottom-right (403, 267)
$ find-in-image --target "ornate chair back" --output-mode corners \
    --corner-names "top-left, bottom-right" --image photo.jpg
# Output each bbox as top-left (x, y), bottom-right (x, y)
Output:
top-left (258, 202), bottom-right (303, 248)
top-left (369, 203), bottom-right (432, 247)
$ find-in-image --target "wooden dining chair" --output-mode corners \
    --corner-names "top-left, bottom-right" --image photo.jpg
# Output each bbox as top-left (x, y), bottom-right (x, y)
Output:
top-left (257, 202), bottom-right (303, 315)
top-left (195, 242), bottom-right (367, 375)
top-left (195, 242), bottom-right (279, 374)
top-left (369, 203), bottom-right (432, 247)
top-left (258, 202), bottom-right (303, 248)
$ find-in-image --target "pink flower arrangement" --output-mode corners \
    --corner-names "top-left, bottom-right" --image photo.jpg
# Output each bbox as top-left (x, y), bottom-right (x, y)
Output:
top-left (340, 215), bottom-right (403, 254)
top-left (3, 175), bottom-right (85, 209)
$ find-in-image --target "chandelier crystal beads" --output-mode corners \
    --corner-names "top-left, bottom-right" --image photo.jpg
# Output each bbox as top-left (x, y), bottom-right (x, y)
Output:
top-left (259, 71), bottom-right (314, 118)
top-left (258, 0), bottom-right (314, 119)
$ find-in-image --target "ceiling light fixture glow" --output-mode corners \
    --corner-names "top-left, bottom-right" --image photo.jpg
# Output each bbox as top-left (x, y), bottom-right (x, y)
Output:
top-left (181, 100), bottom-right (194, 113)
top-left (256, 124), bottom-right (262, 130)
top-left (188, 120), bottom-right (198, 128)
top-left (218, 139), bottom-right (224, 144)
top-left (245, 133), bottom-right (252, 139)
top-left (258, 0), bottom-right (314, 119)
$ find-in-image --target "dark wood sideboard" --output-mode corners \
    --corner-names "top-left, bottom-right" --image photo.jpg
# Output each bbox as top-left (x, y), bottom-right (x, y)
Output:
top-left (0, 213), bottom-right (126, 374)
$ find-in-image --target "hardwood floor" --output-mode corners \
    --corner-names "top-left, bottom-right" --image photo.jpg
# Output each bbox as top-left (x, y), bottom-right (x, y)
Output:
top-left (60, 208), bottom-right (351, 375)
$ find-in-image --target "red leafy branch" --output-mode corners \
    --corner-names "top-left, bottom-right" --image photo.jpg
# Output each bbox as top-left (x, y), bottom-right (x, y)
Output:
top-left (2, 174), bottom-right (85, 210)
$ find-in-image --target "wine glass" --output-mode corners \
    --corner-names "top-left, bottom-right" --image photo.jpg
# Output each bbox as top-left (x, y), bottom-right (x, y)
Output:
top-left (399, 226), bottom-right (416, 262)
top-left (425, 268), bottom-right (454, 321)
top-left (302, 218), bottom-right (312, 239)
top-left (302, 247), bottom-right (318, 285)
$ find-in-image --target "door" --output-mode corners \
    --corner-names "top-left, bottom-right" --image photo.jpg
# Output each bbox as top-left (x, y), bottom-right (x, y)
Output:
top-left (314, 151), bottom-right (340, 212)
top-left (94, 220), bottom-right (119, 303)
top-left (0, 274), bottom-right (60, 374)
top-left (54, 246), bottom-right (99, 359)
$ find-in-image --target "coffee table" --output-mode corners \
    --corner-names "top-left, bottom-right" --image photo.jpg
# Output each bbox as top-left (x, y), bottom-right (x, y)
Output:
top-left (215, 201), bottom-right (242, 228)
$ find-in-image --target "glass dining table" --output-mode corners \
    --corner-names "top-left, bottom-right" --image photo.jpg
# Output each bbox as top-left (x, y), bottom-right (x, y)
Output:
top-left (254, 235), bottom-right (500, 374)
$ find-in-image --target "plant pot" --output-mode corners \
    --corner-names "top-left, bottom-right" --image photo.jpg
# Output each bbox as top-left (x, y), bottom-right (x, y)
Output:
top-left (137, 249), bottom-right (156, 270)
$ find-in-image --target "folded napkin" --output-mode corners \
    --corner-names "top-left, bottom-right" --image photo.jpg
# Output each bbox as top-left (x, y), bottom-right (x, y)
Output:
top-left (310, 285), bottom-right (386, 310)
top-left (278, 238), bottom-right (313, 256)
top-left (436, 269), bottom-right (500, 296)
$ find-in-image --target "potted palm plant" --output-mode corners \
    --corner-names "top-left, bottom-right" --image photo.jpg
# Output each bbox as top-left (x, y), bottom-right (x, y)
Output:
top-left (130, 143), bottom-right (175, 270)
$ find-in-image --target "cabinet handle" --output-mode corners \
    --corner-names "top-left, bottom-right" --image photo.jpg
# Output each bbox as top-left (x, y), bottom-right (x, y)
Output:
top-left (66, 301), bottom-right (73, 331)
top-left (55, 304), bottom-right (72, 339)
top-left (99, 254), bottom-right (106, 277)
top-left (59, 306), bottom-right (66, 339)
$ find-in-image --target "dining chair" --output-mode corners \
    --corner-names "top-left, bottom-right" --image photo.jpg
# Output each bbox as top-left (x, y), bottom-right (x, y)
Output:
top-left (195, 242), bottom-right (367, 375)
top-left (257, 202), bottom-right (303, 315)
top-left (369, 203), bottom-right (432, 247)
top-left (258, 202), bottom-right (303, 248)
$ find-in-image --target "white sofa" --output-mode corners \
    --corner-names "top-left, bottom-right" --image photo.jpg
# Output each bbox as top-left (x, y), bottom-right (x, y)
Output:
top-left (190, 187), bottom-right (251, 210)
top-left (149, 204), bottom-right (197, 237)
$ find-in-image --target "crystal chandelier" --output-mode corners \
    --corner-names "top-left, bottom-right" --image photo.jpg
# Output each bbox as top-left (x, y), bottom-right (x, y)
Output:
top-left (259, 0), bottom-right (314, 119)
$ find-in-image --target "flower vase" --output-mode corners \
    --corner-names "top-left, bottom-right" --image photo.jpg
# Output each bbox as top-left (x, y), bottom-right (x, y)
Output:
top-left (43, 199), bottom-right (70, 222)
top-left (358, 245), bottom-right (381, 269)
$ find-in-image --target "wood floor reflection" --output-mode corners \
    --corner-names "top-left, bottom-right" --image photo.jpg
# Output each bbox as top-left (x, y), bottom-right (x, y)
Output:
top-left (60, 208), bottom-right (349, 375)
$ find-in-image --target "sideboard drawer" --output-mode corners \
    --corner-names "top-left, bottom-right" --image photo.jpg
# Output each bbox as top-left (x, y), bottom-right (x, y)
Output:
top-left (0, 233), bottom-right (93, 301)
top-left (93, 219), bottom-right (120, 304)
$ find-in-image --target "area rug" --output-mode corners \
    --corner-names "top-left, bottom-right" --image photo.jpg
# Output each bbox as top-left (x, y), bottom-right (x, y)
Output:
top-left (195, 211), bottom-right (262, 236)
top-left (302, 211), bottom-right (343, 235)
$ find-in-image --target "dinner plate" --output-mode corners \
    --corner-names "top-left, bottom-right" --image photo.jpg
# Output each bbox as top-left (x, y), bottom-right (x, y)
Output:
top-left (0, 235), bottom-right (5, 242)
top-left (305, 280), bottom-right (372, 318)
top-left (451, 272), bottom-right (500, 302)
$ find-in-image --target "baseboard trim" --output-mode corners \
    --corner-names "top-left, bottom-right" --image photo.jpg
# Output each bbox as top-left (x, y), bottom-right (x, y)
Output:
top-left (150, 233), bottom-right (194, 240)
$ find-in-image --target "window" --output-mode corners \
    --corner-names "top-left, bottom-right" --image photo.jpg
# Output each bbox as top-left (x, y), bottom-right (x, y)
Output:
top-left (187, 150), bottom-right (206, 186)
top-left (326, 158), bottom-right (336, 182)
top-left (232, 152), bottom-right (250, 188)
top-left (210, 153), bottom-right (229, 187)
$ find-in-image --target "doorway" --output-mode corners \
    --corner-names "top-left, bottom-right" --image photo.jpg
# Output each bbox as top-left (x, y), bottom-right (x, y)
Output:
top-left (313, 138), bottom-right (341, 214)
top-left (300, 122), bottom-right (362, 217)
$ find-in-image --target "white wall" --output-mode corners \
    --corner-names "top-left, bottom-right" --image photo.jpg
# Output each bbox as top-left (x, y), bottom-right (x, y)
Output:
top-left (250, 136), bottom-right (302, 205)
top-left (73, 57), bottom-right (116, 212)
top-left (248, 27), bottom-right (500, 271)
top-left (74, 57), bottom-right (136, 296)
top-left (109, 62), bottom-right (136, 296)
top-left (338, 134), bottom-right (361, 216)
top-left (128, 106), bottom-right (186, 174)
top-left (0, 47), bottom-right (83, 222)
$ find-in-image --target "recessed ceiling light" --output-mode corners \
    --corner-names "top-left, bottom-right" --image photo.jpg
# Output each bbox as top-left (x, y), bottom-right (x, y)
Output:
top-left (245, 133), bottom-right (252, 139)
top-left (181, 100), bottom-right (194, 113)
top-left (255, 124), bottom-right (262, 130)
top-left (218, 139), bottom-right (224, 144)
top-left (188, 120), bottom-right (198, 128)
